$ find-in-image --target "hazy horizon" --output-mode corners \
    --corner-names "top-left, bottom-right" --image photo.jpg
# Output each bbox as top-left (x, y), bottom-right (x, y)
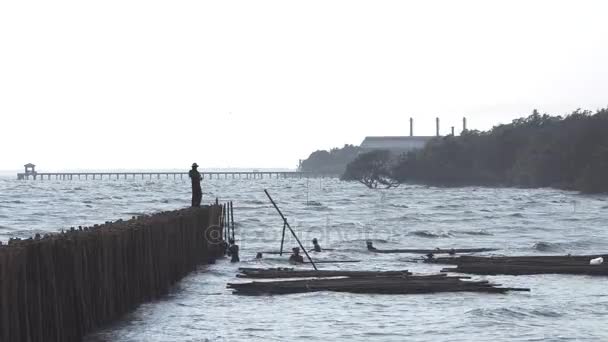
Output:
top-left (2, 0), bottom-right (607, 170)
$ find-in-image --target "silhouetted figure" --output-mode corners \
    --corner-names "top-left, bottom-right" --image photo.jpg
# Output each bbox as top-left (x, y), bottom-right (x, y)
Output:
top-left (289, 247), bottom-right (304, 264)
top-left (366, 241), bottom-right (377, 251)
top-left (256, 252), bottom-right (263, 259)
top-left (228, 239), bottom-right (240, 263)
top-left (311, 238), bottom-right (322, 252)
top-left (189, 163), bottom-right (202, 207)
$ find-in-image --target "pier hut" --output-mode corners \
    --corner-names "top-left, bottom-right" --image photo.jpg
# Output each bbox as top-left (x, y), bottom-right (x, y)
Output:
top-left (17, 163), bottom-right (37, 180)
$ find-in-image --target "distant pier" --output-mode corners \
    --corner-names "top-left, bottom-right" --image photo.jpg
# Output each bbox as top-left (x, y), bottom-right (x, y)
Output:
top-left (17, 171), bottom-right (335, 180)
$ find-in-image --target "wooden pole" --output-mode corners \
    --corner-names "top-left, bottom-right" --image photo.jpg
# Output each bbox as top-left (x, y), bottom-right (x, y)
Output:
top-left (223, 203), bottom-right (227, 242)
top-left (230, 201), bottom-right (235, 241)
top-left (264, 189), bottom-right (317, 270)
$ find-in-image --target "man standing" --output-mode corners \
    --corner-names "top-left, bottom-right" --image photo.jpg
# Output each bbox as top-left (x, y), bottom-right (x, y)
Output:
top-left (189, 163), bottom-right (202, 207)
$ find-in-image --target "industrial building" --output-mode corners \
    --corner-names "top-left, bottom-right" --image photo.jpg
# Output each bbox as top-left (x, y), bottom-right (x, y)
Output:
top-left (360, 117), bottom-right (467, 154)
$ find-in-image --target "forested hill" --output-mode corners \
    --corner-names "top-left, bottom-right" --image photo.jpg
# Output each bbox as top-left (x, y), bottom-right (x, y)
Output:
top-left (300, 144), bottom-right (360, 174)
top-left (392, 109), bottom-right (608, 193)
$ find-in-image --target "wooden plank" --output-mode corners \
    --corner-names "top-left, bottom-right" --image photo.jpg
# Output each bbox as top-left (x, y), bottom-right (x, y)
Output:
top-left (228, 274), bottom-right (529, 295)
top-left (370, 248), bottom-right (498, 254)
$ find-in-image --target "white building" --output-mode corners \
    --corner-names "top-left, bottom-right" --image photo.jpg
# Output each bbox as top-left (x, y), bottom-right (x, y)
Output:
top-left (359, 136), bottom-right (435, 154)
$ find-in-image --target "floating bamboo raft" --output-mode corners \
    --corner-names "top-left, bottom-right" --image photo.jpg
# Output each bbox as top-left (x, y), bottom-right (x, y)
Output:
top-left (237, 268), bottom-right (412, 279)
top-left (228, 274), bottom-right (529, 295)
top-left (260, 248), bottom-right (336, 254)
top-left (429, 254), bottom-right (608, 276)
top-left (369, 247), bottom-right (498, 254)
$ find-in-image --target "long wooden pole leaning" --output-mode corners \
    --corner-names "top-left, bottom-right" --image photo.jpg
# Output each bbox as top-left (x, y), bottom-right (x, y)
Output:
top-left (264, 189), bottom-right (317, 270)
top-left (279, 222), bottom-right (286, 256)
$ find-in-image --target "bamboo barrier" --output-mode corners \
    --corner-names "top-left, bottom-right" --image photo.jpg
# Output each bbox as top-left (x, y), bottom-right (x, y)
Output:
top-left (0, 205), bottom-right (224, 342)
top-left (430, 254), bottom-right (608, 276)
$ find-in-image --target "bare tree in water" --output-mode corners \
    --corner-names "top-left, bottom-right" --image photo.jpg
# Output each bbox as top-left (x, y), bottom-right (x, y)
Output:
top-left (341, 150), bottom-right (399, 189)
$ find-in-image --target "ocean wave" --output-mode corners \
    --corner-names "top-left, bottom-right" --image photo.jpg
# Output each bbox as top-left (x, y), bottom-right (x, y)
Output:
top-left (408, 230), bottom-right (452, 238)
top-left (389, 204), bottom-right (409, 209)
top-left (304, 205), bottom-right (331, 211)
top-left (242, 200), bottom-right (266, 205)
top-left (533, 239), bottom-right (593, 251)
top-left (330, 222), bottom-right (357, 228)
top-left (452, 230), bottom-right (493, 236)
top-left (468, 307), bottom-right (562, 319)
top-left (305, 201), bottom-right (323, 206)
top-left (348, 238), bottom-right (389, 243)
top-left (533, 241), bottom-right (564, 252)
top-left (509, 213), bottom-right (524, 218)
top-left (387, 215), bottom-right (421, 222)
top-left (433, 204), bottom-right (463, 209)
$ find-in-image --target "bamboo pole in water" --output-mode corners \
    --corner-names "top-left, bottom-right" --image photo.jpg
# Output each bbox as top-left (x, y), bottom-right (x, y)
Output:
top-left (264, 189), bottom-right (317, 270)
top-left (230, 201), bottom-right (235, 241)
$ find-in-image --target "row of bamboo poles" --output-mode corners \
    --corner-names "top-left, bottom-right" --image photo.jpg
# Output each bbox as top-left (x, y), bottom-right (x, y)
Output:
top-left (220, 200), bottom-right (235, 242)
top-left (0, 205), bottom-right (225, 342)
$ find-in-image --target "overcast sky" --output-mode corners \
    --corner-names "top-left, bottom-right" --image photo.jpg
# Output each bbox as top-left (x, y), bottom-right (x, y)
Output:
top-left (1, 0), bottom-right (607, 171)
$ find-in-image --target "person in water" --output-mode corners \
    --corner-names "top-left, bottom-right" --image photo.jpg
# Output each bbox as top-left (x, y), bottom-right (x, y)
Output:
top-left (366, 241), bottom-right (377, 251)
top-left (228, 238), bottom-right (240, 263)
top-left (311, 238), bottom-right (322, 252)
top-left (189, 163), bottom-right (202, 207)
top-left (289, 247), bottom-right (304, 264)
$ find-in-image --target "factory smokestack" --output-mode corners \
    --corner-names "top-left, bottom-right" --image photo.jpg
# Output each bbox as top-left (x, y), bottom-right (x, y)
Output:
top-left (463, 117), bottom-right (467, 132)
top-left (451, 126), bottom-right (455, 136)
top-left (436, 117), bottom-right (440, 136)
top-left (410, 117), bottom-right (413, 136)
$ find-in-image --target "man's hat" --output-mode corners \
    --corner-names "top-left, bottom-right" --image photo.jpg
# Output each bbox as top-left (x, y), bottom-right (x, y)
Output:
top-left (292, 247), bottom-right (300, 252)
top-left (192, 163), bottom-right (199, 168)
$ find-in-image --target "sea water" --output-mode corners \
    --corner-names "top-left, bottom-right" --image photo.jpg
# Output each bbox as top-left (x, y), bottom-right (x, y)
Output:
top-left (1, 177), bottom-right (607, 341)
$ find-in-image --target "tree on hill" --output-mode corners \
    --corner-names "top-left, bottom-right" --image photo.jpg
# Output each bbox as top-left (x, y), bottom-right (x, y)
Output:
top-left (341, 150), bottom-right (399, 189)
